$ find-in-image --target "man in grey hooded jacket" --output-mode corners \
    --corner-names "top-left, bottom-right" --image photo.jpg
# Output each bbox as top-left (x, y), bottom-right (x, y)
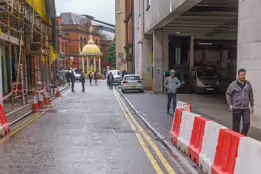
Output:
top-left (164, 69), bottom-right (181, 114)
top-left (226, 68), bottom-right (254, 136)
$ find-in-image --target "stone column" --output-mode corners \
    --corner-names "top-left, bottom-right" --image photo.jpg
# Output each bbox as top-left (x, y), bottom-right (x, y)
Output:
top-left (189, 36), bottom-right (195, 71)
top-left (94, 56), bottom-right (97, 71)
top-left (98, 57), bottom-right (101, 73)
top-left (81, 57), bottom-right (84, 71)
top-left (238, 0), bottom-right (261, 128)
top-left (87, 56), bottom-right (90, 72)
top-left (153, 30), bottom-right (163, 93)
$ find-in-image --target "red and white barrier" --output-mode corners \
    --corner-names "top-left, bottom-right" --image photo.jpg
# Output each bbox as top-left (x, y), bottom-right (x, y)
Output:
top-left (170, 101), bottom-right (261, 174)
top-left (177, 101), bottom-right (192, 112)
top-left (0, 104), bottom-right (10, 137)
top-left (234, 137), bottom-right (261, 174)
top-left (177, 111), bottom-right (200, 155)
top-left (199, 121), bottom-right (227, 174)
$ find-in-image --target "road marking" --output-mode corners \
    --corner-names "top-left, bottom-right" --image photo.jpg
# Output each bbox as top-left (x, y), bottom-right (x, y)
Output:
top-left (114, 89), bottom-right (176, 174)
top-left (0, 98), bottom-right (63, 144)
top-left (113, 89), bottom-right (164, 174)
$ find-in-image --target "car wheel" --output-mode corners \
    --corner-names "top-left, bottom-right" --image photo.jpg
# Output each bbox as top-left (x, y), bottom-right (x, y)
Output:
top-left (121, 89), bottom-right (125, 93)
top-left (140, 90), bottom-right (144, 93)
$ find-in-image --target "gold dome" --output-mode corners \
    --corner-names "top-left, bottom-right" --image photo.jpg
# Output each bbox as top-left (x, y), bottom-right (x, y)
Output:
top-left (80, 36), bottom-right (102, 56)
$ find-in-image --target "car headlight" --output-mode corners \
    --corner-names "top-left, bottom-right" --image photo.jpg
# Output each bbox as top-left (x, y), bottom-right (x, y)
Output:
top-left (197, 80), bottom-right (204, 87)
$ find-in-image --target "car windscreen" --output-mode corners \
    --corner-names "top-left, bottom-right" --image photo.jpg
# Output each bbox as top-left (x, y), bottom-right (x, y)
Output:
top-left (125, 76), bottom-right (140, 80)
top-left (197, 71), bottom-right (217, 79)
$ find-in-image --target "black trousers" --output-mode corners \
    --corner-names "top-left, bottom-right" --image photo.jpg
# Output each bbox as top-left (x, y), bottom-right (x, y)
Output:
top-left (71, 81), bottom-right (75, 92)
top-left (81, 82), bottom-right (85, 91)
top-left (89, 77), bottom-right (92, 85)
top-left (232, 109), bottom-right (250, 136)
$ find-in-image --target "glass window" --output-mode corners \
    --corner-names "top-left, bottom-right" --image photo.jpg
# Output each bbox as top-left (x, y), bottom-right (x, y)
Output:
top-left (125, 76), bottom-right (140, 80)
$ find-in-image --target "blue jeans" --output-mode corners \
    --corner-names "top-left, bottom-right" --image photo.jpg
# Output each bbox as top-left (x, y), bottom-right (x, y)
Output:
top-left (167, 93), bottom-right (177, 112)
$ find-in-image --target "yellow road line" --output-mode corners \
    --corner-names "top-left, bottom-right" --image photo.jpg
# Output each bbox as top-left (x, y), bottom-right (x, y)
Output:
top-left (0, 97), bottom-right (62, 144)
top-left (115, 90), bottom-right (176, 174)
top-left (113, 89), bottom-right (164, 174)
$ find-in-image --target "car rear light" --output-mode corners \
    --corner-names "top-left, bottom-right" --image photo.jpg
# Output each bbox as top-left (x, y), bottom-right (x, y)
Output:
top-left (123, 81), bottom-right (128, 84)
top-left (137, 81), bottom-right (142, 83)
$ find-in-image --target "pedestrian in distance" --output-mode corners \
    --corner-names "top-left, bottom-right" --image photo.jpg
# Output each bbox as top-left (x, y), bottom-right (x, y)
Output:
top-left (122, 69), bottom-right (127, 79)
top-left (226, 68), bottom-right (254, 136)
top-left (70, 71), bottom-right (76, 92)
top-left (89, 71), bottom-right (93, 85)
top-left (65, 71), bottom-right (71, 85)
top-left (80, 72), bottom-right (85, 92)
top-left (107, 71), bottom-right (114, 90)
top-left (94, 71), bottom-right (98, 85)
top-left (164, 69), bottom-right (181, 115)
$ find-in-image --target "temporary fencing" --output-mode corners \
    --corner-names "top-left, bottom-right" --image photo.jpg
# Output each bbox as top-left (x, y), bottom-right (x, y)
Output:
top-left (170, 100), bottom-right (261, 174)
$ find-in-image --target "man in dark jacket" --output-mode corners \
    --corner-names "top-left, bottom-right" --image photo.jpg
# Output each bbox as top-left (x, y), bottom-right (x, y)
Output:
top-left (65, 71), bottom-right (71, 84)
top-left (70, 71), bottom-right (76, 92)
top-left (226, 68), bottom-right (254, 135)
top-left (80, 72), bottom-right (85, 92)
top-left (107, 72), bottom-right (114, 90)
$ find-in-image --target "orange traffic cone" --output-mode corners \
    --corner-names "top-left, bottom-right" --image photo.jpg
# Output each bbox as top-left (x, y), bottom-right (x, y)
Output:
top-left (56, 86), bottom-right (61, 97)
top-left (38, 89), bottom-right (45, 109)
top-left (43, 87), bottom-right (50, 105)
top-left (33, 90), bottom-right (39, 112)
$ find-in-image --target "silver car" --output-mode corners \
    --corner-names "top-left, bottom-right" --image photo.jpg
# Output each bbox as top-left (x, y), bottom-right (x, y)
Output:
top-left (121, 74), bottom-right (144, 93)
top-left (107, 70), bottom-right (122, 85)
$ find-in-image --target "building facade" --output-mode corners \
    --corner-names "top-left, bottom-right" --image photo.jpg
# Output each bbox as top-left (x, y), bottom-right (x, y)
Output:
top-left (0, 0), bottom-right (57, 112)
top-left (124, 0), bottom-right (134, 73)
top-left (115, 0), bottom-right (127, 72)
top-left (57, 13), bottom-right (101, 70)
top-left (57, 13), bottom-right (115, 71)
top-left (133, 0), bottom-right (261, 129)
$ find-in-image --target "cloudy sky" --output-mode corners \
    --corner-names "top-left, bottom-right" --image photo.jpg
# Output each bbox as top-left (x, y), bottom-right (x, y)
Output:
top-left (55, 0), bottom-right (115, 24)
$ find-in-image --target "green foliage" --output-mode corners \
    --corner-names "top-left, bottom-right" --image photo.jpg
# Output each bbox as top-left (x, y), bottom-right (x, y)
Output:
top-left (106, 42), bottom-right (116, 66)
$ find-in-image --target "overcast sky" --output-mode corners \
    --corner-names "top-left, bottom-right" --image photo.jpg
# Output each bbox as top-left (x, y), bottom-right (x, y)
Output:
top-left (55, 0), bottom-right (115, 24)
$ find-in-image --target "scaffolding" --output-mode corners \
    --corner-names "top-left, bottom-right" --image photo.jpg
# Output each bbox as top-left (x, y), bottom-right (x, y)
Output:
top-left (0, 0), bottom-right (54, 110)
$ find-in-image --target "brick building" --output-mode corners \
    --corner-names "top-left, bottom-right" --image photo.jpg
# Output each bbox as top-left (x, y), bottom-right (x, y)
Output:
top-left (57, 13), bottom-right (101, 70)
top-left (57, 13), bottom-right (115, 71)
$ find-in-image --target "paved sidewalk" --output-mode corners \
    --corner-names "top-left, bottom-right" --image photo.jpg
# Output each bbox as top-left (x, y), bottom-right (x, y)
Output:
top-left (123, 91), bottom-right (261, 141)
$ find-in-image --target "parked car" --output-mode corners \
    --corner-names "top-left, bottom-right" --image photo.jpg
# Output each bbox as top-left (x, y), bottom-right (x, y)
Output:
top-left (107, 70), bottom-right (122, 86)
top-left (121, 74), bottom-right (144, 93)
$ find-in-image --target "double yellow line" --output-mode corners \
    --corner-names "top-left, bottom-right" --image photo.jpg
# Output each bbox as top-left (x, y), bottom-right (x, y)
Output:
top-left (0, 97), bottom-right (63, 144)
top-left (113, 89), bottom-right (176, 174)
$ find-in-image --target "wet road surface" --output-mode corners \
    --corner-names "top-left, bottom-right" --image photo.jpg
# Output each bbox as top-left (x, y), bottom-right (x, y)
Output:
top-left (0, 81), bottom-right (183, 174)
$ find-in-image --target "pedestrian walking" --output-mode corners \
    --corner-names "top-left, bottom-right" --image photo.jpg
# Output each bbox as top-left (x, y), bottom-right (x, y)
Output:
top-left (71, 71), bottom-right (76, 92)
top-left (80, 72), bottom-right (85, 92)
top-left (122, 69), bottom-right (127, 79)
top-left (103, 69), bottom-right (106, 79)
top-left (66, 71), bottom-right (71, 84)
top-left (226, 68), bottom-right (254, 136)
top-left (94, 71), bottom-right (98, 85)
top-left (164, 69), bottom-right (181, 115)
top-left (107, 71), bottom-right (114, 90)
top-left (89, 71), bottom-right (93, 85)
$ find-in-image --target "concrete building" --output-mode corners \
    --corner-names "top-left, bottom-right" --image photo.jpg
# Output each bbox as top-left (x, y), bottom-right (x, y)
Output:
top-left (115, 0), bottom-right (127, 72)
top-left (133, 0), bottom-right (261, 129)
